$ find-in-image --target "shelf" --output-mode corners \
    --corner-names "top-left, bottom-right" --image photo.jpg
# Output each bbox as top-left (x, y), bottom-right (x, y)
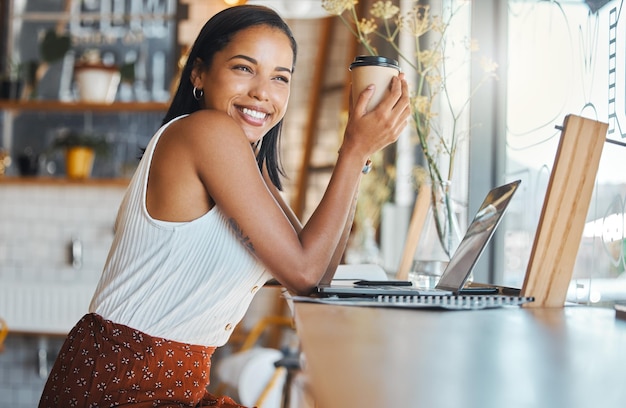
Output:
top-left (0, 176), bottom-right (130, 187)
top-left (0, 100), bottom-right (169, 113)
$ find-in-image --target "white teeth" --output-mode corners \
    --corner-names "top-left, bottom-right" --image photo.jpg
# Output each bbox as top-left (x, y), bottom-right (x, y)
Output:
top-left (242, 107), bottom-right (267, 120)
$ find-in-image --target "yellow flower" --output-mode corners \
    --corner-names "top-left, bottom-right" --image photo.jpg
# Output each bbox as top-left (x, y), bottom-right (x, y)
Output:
top-left (412, 166), bottom-right (429, 189)
top-left (356, 151), bottom-right (393, 229)
top-left (399, 5), bottom-right (431, 38)
top-left (321, 0), bottom-right (358, 16)
top-left (425, 72), bottom-right (442, 89)
top-left (385, 164), bottom-right (397, 181)
top-left (480, 57), bottom-right (499, 74)
top-left (417, 49), bottom-right (442, 71)
top-left (325, 0), bottom-right (498, 253)
top-left (411, 95), bottom-right (431, 116)
top-left (358, 18), bottom-right (378, 35)
top-left (469, 38), bottom-right (480, 52)
top-left (430, 15), bottom-right (446, 33)
top-left (370, 1), bottom-right (400, 20)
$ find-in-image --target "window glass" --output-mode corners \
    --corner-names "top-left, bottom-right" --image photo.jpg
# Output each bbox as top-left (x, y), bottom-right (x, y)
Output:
top-left (504, 0), bottom-right (626, 305)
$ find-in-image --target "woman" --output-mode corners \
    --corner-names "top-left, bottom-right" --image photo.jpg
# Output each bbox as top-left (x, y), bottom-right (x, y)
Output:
top-left (39, 4), bottom-right (410, 407)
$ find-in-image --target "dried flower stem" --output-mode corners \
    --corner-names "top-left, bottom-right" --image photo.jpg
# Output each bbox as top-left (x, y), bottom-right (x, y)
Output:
top-left (324, 0), bottom-right (497, 256)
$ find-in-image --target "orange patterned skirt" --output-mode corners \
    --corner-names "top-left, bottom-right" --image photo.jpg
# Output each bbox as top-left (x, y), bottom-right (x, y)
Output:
top-left (39, 313), bottom-right (246, 407)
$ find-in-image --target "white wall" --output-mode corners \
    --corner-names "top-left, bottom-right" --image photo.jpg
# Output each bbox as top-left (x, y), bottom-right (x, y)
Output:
top-left (0, 183), bottom-right (125, 333)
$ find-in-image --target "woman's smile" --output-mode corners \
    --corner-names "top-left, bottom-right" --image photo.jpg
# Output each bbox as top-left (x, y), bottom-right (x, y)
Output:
top-left (238, 106), bottom-right (270, 125)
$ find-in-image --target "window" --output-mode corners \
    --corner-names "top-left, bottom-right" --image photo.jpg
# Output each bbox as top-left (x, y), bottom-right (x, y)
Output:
top-left (472, 0), bottom-right (626, 305)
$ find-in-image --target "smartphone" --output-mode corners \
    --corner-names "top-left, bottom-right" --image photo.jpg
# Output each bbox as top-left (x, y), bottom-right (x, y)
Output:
top-left (354, 280), bottom-right (413, 287)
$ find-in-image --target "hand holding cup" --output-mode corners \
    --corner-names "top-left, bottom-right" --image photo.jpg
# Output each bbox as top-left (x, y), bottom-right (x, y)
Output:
top-left (350, 55), bottom-right (401, 112)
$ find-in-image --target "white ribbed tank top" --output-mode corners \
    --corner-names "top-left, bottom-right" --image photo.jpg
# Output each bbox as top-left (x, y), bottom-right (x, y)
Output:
top-left (89, 115), bottom-right (270, 346)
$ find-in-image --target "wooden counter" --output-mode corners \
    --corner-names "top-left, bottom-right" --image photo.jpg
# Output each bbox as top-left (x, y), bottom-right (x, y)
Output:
top-left (293, 302), bottom-right (626, 408)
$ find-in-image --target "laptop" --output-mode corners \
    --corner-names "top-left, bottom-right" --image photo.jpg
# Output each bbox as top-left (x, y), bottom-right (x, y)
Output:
top-left (316, 180), bottom-right (522, 298)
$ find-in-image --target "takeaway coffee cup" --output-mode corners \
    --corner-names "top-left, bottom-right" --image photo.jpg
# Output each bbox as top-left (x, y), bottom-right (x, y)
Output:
top-left (349, 55), bottom-right (401, 111)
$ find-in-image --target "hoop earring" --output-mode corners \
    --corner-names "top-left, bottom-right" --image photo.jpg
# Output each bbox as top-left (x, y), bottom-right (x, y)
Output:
top-left (193, 87), bottom-right (204, 101)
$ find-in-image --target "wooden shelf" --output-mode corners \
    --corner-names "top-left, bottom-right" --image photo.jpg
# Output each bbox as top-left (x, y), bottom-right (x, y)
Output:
top-left (0, 100), bottom-right (169, 112)
top-left (0, 176), bottom-right (130, 187)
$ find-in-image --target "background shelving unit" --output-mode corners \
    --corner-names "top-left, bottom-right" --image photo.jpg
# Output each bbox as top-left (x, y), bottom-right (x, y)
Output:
top-left (0, 0), bottom-right (177, 181)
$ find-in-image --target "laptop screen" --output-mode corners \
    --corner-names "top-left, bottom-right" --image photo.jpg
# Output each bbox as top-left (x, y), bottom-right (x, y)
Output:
top-left (435, 180), bottom-right (521, 291)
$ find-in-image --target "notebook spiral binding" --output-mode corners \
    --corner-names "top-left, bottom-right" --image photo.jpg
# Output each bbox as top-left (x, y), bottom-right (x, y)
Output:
top-left (375, 294), bottom-right (536, 310)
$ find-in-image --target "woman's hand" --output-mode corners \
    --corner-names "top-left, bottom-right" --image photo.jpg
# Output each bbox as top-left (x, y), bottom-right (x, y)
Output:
top-left (341, 73), bottom-right (411, 163)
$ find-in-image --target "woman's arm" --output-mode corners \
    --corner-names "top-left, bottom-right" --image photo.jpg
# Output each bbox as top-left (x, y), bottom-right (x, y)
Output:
top-left (262, 167), bottom-right (303, 234)
top-left (318, 187), bottom-right (359, 285)
top-left (264, 167), bottom-right (359, 287)
top-left (150, 75), bottom-right (409, 295)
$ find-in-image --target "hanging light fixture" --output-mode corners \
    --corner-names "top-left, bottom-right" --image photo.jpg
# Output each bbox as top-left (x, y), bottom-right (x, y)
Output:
top-left (223, 0), bottom-right (247, 6)
top-left (246, 0), bottom-right (328, 19)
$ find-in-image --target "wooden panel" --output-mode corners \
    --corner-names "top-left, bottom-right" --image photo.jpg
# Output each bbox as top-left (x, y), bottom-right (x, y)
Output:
top-left (395, 183), bottom-right (431, 280)
top-left (292, 17), bottom-right (335, 219)
top-left (521, 114), bottom-right (608, 307)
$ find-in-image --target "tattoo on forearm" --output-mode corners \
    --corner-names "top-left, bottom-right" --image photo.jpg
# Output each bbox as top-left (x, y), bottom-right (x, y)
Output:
top-left (228, 218), bottom-right (255, 253)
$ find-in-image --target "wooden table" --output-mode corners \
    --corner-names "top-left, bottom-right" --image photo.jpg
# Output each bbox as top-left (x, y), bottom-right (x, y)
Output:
top-left (292, 302), bottom-right (626, 408)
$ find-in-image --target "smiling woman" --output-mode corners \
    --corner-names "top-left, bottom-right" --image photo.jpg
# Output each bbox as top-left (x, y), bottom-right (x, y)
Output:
top-left (38, 4), bottom-right (410, 407)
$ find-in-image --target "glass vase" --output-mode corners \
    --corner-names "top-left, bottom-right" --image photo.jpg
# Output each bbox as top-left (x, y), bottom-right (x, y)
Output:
top-left (409, 181), bottom-right (462, 289)
top-left (345, 218), bottom-right (382, 265)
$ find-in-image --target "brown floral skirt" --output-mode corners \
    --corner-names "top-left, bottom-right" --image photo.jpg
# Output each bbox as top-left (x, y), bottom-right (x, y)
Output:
top-left (38, 313), bottom-right (246, 407)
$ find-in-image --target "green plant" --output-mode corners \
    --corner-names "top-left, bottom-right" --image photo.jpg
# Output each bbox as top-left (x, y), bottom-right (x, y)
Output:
top-left (40, 30), bottom-right (72, 64)
top-left (52, 129), bottom-right (110, 155)
top-left (25, 32), bottom-right (134, 99)
top-left (1, 58), bottom-right (23, 81)
top-left (119, 62), bottom-right (136, 83)
top-left (75, 48), bottom-right (132, 86)
top-left (0, 59), bottom-right (26, 99)
top-left (21, 29), bottom-right (72, 98)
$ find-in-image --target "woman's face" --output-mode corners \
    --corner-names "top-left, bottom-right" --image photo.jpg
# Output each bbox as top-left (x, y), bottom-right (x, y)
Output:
top-left (193, 25), bottom-right (293, 144)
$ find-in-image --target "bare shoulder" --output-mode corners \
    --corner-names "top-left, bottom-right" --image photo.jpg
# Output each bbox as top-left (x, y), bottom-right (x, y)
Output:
top-left (156, 109), bottom-right (252, 171)
top-left (158, 109), bottom-right (260, 182)
top-left (147, 110), bottom-right (256, 221)
top-left (166, 110), bottom-right (246, 147)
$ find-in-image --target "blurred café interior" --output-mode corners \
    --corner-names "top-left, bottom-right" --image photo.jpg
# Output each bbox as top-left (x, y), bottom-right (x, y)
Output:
top-left (0, 0), bottom-right (625, 406)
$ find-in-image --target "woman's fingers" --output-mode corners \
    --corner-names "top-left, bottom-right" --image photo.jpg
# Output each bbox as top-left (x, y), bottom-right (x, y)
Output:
top-left (342, 73), bottom-right (411, 157)
top-left (352, 84), bottom-right (376, 116)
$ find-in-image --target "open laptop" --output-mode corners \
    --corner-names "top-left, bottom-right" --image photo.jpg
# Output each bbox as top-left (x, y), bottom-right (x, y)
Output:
top-left (316, 179), bottom-right (522, 298)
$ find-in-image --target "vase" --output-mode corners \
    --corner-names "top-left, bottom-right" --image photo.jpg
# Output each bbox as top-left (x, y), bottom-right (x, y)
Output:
top-left (74, 64), bottom-right (121, 103)
top-left (345, 218), bottom-right (382, 265)
top-left (65, 147), bottom-right (95, 179)
top-left (409, 181), bottom-right (462, 289)
top-left (0, 79), bottom-right (23, 100)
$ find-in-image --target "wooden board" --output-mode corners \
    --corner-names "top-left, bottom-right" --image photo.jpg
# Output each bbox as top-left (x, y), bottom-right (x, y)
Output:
top-left (521, 114), bottom-right (608, 307)
top-left (395, 183), bottom-right (431, 280)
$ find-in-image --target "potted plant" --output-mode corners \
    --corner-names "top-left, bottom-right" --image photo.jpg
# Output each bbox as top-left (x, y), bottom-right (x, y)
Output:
top-left (0, 59), bottom-right (25, 100)
top-left (21, 31), bottom-right (135, 102)
top-left (21, 29), bottom-right (72, 100)
top-left (73, 49), bottom-right (122, 103)
top-left (52, 129), bottom-right (109, 179)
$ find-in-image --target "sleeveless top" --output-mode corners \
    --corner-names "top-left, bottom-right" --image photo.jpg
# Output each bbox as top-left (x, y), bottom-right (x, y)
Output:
top-left (89, 115), bottom-right (271, 346)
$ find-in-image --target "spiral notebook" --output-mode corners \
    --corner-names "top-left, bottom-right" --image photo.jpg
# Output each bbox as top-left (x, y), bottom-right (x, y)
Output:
top-left (293, 293), bottom-right (534, 310)
top-left (312, 180), bottom-right (535, 309)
